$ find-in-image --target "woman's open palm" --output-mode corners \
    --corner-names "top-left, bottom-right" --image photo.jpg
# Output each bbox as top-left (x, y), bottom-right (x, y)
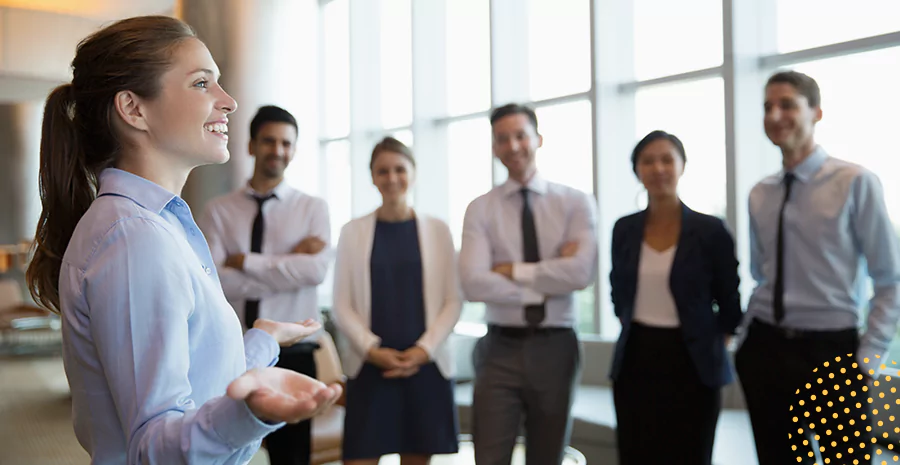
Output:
top-left (227, 367), bottom-right (342, 424)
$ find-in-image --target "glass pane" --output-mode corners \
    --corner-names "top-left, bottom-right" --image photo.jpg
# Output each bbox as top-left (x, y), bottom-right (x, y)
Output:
top-left (776, 0), bottom-right (900, 53)
top-left (319, 140), bottom-right (352, 308)
top-left (448, 118), bottom-right (493, 324)
top-left (446, 0), bottom-right (491, 116)
top-left (322, 0), bottom-right (350, 138)
top-left (534, 100), bottom-right (595, 195)
top-left (527, 0), bottom-right (591, 101)
top-left (788, 49), bottom-right (900, 359)
top-left (634, 77), bottom-right (726, 218)
top-left (633, 0), bottom-right (723, 80)
top-left (448, 118), bottom-right (493, 249)
top-left (324, 141), bottom-right (353, 248)
top-left (380, 0), bottom-right (414, 129)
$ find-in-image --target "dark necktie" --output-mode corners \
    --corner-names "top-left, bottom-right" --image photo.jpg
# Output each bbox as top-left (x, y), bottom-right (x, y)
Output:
top-left (521, 188), bottom-right (546, 326)
top-left (773, 173), bottom-right (795, 324)
top-left (244, 194), bottom-right (275, 328)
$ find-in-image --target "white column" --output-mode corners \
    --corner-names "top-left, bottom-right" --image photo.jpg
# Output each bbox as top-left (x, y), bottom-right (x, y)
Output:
top-left (723, 0), bottom-right (781, 306)
top-left (0, 102), bottom-right (42, 244)
top-left (409, 0), bottom-right (450, 221)
top-left (593, 0), bottom-right (638, 337)
top-left (347, 0), bottom-right (383, 217)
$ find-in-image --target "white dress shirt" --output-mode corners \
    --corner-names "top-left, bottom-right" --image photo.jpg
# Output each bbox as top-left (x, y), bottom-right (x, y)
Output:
top-left (632, 243), bottom-right (680, 328)
top-left (459, 174), bottom-right (599, 328)
top-left (199, 181), bottom-right (332, 328)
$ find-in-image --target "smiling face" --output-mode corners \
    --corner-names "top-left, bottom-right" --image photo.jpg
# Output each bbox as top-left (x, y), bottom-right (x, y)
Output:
top-left (764, 82), bottom-right (821, 152)
top-left (492, 112), bottom-right (542, 182)
top-left (249, 122), bottom-right (297, 180)
top-left (135, 37), bottom-right (237, 168)
top-left (371, 150), bottom-right (414, 204)
top-left (635, 138), bottom-right (684, 198)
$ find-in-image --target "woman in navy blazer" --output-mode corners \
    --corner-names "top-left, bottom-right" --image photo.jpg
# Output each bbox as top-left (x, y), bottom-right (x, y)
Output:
top-left (609, 130), bottom-right (742, 465)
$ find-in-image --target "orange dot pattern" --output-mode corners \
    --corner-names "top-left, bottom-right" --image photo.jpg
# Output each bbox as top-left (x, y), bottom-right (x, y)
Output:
top-left (789, 354), bottom-right (899, 464)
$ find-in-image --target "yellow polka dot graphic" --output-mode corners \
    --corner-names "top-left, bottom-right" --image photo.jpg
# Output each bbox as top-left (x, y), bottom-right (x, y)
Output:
top-left (789, 354), bottom-right (900, 464)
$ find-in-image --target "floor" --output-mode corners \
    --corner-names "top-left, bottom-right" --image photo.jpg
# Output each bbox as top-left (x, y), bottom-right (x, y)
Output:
top-left (0, 354), bottom-right (272, 465)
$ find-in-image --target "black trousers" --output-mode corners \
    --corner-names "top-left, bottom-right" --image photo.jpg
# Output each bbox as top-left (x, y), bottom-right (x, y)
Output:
top-left (613, 323), bottom-right (720, 465)
top-left (265, 342), bottom-right (318, 465)
top-left (735, 319), bottom-right (869, 465)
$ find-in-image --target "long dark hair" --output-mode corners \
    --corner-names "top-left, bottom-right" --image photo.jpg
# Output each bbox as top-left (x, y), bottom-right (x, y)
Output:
top-left (26, 16), bottom-right (196, 313)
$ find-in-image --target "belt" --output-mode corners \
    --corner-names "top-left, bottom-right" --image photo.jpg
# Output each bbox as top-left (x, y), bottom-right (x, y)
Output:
top-left (487, 325), bottom-right (573, 339)
top-left (750, 319), bottom-right (858, 342)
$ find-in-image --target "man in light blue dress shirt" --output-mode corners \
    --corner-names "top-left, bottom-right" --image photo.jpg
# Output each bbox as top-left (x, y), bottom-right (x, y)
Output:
top-left (735, 70), bottom-right (900, 465)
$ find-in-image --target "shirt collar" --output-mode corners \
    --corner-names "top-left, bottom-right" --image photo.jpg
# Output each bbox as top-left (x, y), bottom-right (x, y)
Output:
top-left (784, 145), bottom-right (828, 183)
top-left (501, 172), bottom-right (548, 197)
top-left (243, 179), bottom-right (290, 200)
top-left (97, 168), bottom-right (178, 215)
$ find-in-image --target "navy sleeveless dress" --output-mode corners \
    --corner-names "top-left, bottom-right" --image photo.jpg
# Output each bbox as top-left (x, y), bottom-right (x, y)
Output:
top-left (342, 219), bottom-right (459, 459)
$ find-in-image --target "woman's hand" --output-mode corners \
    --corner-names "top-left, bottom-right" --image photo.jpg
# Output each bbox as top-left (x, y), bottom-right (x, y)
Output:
top-left (367, 347), bottom-right (404, 370)
top-left (383, 346), bottom-right (430, 379)
top-left (253, 318), bottom-right (321, 347)
top-left (227, 367), bottom-right (342, 424)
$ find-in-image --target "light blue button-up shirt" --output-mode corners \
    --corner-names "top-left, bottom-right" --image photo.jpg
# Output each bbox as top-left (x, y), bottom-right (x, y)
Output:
top-left (746, 146), bottom-right (900, 375)
top-left (59, 168), bottom-right (283, 464)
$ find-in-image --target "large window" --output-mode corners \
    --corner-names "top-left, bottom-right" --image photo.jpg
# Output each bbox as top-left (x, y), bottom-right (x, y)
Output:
top-left (447, 118), bottom-right (493, 324)
top-left (632, 0), bottom-right (723, 80)
top-left (379, 0), bottom-right (413, 129)
top-left (319, 0), bottom-right (900, 341)
top-left (527, 0), bottom-right (591, 101)
top-left (776, 0), bottom-right (900, 53)
top-left (634, 78), bottom-right (727, 218)
top-left (445, 0), bottom-right (491, 117)
top-left (321, 0), bottom-right (349, 139)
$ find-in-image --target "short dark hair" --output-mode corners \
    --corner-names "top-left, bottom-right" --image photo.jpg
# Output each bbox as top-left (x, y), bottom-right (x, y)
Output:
top-left (766, 71), bottom-right (821, 108)
top-left (249, 105), bottom-right (298, 140)
top-left (631, 130), bottom-right (687, 175)
top-left (490, 103), bottom-right (539, 134)
top-left (370, 136), bottom-right (416, 170)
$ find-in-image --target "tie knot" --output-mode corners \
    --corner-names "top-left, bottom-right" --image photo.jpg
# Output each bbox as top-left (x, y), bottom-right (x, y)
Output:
top-left (783, 172), bottom-right (796, 186)
top-left (520, 187), bottom-right (530, 200)
top-left (253, 194), bottom-right (275, 207)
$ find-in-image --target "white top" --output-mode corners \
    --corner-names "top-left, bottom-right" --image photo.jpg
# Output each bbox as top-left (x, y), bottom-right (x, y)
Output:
top-left (458, 173), bottom-right (598, 328)
top-left (331, 211), bottom-right (462, 378)
top-left (632, 242), bottom-right (680, 328)
top-left (199, 181), bottom-right (332, 328)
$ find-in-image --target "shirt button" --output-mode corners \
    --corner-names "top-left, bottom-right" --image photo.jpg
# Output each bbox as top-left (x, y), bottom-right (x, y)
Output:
top-left (203, 266), bottom-right (212, 275)
top-left (190, 228), bottom-right (197, 235)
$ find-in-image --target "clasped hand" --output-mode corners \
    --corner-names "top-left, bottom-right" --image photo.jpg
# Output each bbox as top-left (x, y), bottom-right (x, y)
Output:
top-left (367, 346), bottom-right (430, 379)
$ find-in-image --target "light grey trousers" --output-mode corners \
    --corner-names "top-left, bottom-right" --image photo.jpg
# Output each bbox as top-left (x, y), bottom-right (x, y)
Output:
top-left (471, 327), bottom-right (581, 465)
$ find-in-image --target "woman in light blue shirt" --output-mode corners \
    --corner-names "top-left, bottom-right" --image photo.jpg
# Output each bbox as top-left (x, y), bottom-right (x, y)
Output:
top-left (25, 16), bottom-right (340, 465)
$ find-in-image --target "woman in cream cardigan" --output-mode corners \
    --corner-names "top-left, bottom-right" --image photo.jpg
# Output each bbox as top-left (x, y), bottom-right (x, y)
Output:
top-left (332, 137), bottom-right (462, 465)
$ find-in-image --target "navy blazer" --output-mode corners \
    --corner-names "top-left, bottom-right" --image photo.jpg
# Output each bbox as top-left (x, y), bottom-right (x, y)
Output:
top-left (609, 203), bottom-right (742, 388)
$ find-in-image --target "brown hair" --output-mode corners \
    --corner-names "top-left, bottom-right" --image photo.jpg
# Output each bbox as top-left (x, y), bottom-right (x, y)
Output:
top-left (369, 136), bottom-right (416, 170)
top-left (767, 70), bottom-right (821, 108)
top-left (26, 16), bottom-right (196, 313)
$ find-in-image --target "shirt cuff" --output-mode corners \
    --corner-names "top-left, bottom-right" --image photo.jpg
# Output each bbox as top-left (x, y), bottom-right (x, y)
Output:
top-left (512, 263), bottom-right (538, 286)
top-left (244, 328), bottom-right (280, 369)
top-left (209, 396), bottom-right (284, 448)
top-left (242, 253), bottom-right (265, 275)
top-left (520, 286), bottom-right (544, 306)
